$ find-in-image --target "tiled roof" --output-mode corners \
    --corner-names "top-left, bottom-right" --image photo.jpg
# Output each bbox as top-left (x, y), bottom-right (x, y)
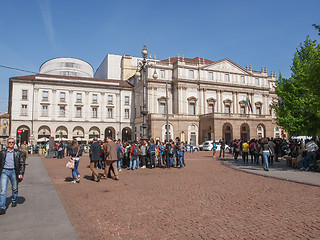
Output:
top-left (10, 74), bottom-right (133, 88)
top-left (0, 113), bottom-right (9, 118)
top-left (160, 57), bottom-right (215, 64)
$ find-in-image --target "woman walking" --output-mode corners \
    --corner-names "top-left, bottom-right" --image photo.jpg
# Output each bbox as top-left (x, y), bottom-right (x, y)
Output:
top-left (261, 138), bottom-right (271, 171)
top-left (70, 139), bottom-right (81, 183)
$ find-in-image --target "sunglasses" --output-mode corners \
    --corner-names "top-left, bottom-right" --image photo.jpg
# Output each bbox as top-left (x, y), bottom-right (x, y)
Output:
top-left (8, 141), bottom-right (15, 143)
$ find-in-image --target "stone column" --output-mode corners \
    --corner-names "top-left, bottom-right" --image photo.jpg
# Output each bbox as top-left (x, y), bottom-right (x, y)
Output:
top-left (250, 93), bottom-right (254, 113)
top-left (68, 91), bottom-right (73, 121)
top-left (116, 92), bottom-right (121, 139)
top-left (220, 90), bottom-right (223, 113)
top-left (101, 92), bottom-right (105, 121)
top-left (85, 91), bottom-right (89, 121)
top-left (232, 92), bottom-right (236, 114)
top-left (52, 90), bottom-right (56, 121)
top-left (203, 89), bottom-right (206, 114)
top-left (217, 90), bottom-right (221, 113)
top-left (34, 88), bottom-right (39, 120)
top-left (236, 91), bottom-right (239, 114)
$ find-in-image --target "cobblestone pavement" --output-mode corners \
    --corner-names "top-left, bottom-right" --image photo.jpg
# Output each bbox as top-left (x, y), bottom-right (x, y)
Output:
top-left (42, 152), bottom-right (320, 240)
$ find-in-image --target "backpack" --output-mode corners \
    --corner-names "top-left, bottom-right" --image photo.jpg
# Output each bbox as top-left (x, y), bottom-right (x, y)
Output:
top-left (169, 145), bottom-right (174, 155)
top-left (132, 146), bottom-right (140, 157)
top-left (117, 146), bottom-right (124, 159)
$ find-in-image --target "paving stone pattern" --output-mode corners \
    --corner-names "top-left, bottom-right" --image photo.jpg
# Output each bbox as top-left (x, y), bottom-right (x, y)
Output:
top-left (42, 152), bottom-right (320, 240)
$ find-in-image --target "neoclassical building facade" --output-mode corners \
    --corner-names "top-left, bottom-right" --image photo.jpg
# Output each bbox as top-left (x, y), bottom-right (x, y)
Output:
top-left (9, 58), bottom-right (133, 144)
top-left (9, 55), bottom-right (281, 145)
top-left (95, 54), bottom-right (281, 145)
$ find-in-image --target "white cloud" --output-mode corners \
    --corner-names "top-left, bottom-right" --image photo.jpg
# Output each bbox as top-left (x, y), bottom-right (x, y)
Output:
top-left (38, 0), bottom-right (57, 52)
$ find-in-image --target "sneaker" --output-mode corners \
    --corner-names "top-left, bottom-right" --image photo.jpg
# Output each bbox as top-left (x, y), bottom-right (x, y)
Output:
top-left (306, 167), bottom-right (310, 171)
top-left (71, 180), bottom-right (76, 183)
top-left (141, 166), bottom-right (146, 169)
top-left (300, 167), bottom-right (305, 171)
top-left (0, 209), bottom-right (5, 215)
top-left (119, 169), bottom-right (122, 172)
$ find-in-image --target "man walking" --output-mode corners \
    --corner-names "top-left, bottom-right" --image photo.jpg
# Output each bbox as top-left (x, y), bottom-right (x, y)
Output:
top-left (89, 137), bottom-right (101, 182)
top-left (20, 140), bottom-right (28, 161)
top-left (103, 137), bottom-right (119, 180)
top-left (0, 138), bottom-right (25, 215)
top-left (219, 138), bottom-right (226, 158)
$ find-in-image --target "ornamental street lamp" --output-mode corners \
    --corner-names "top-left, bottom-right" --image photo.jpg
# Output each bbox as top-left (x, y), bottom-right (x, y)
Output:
top-left (135, 46), bottom-right (158, 141)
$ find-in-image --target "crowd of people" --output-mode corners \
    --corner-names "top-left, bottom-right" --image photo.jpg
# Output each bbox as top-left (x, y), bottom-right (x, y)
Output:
top-left (226, 137), bottom-right (320, 171)
top-left (64, 136), bottom-right (189, 183)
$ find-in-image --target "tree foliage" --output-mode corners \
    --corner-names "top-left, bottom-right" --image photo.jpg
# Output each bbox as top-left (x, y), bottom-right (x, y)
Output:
top-left (274, 25), bottom-right (320, 136)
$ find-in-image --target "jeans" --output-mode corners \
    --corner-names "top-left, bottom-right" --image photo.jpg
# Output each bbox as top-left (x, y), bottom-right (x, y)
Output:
top-left (307, 151), bottom-right (317, 168)
top-left (150, 152), bottom-right (155, 167)
top-left (71, 160), bottom-right (80, 180)
top-left (117, 158), bottom-right (122, 170)
top-left (262, 151), bottom-right (270, 170)
top-left (303, 157), bottom-right (309, 168)
top-left (0, 169), bottom-right (18, 209)
top-left (219, 148), bottom-right (225, 158)
top-left (129, 157), bottom-right (136, 169)
top-left (179, 156), bottom-right (185, 167)
top-left (136, 157), bottom-right (140, 169)
top-left (242, 152), bottom-right (249, 162)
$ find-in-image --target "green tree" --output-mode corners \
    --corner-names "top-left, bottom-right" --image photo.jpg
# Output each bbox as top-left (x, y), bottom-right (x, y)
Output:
top-left (274, 26), bottom-right (320, 136)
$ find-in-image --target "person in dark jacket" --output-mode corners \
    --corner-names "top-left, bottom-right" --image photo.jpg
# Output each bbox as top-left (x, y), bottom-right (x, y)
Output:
top-left (0, 138), bottom-right (25, 215)
top-left (89, 137), bottom-right (101, 182)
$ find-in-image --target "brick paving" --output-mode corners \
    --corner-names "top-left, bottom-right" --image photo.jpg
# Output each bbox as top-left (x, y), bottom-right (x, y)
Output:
top-left (42, 152), bottom-right (320, 240)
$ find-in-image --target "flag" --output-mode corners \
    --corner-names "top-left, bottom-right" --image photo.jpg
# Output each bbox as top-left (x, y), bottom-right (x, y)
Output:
top-left (245, 97), bottom-right (253, 113)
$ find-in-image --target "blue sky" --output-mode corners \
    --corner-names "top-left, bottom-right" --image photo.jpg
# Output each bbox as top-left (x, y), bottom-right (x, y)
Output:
top-left (0, 0), bottom-right (319, 112)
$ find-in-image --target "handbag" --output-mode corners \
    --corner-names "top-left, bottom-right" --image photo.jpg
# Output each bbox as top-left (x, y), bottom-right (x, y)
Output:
top-left (66, 159), bottom-right (75, 169)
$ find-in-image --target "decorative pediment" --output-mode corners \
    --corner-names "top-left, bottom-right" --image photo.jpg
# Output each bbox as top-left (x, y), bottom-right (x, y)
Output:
top-left (223, 99), bottom-right (232, 104)
top-left (239, 100), bottom-right (246, 106)
top-left (255, 101), bottom-right (263, 107)
top-left (157, 96), bottom-right (166, 102)
top-left (204, 59), bottom-right (248, 75)
top-left (187, 96), bottom-right (198, 102)
top-left (206, 97), bottom-right (216, 103)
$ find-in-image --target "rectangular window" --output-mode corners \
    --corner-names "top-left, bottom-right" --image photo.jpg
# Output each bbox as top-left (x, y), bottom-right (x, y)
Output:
top-left (160, 103), bottom-right (165, 114)
top-left (189, 103), bottom-right (195, 115)
top-left (76, 107), bottom-right (82, 118)
top-left (59, 106), bottom-right (65, 117)
top-left (255, 78), bottom-right (260, 85)
top-left (42, 105), bottom-right (48, 116)
top-left (92, 94), bottom-right (98, 103)
top-left (225, 74), bottom-right (230, 82)
top-left (189, 70), bottom-right (194, 79)
top-left (108, 95), bottom-right (113, 104)
top-left (240, 106), bottom-right (246, 114)
top-left (21, 104), bottom-right (27, 116)
top-left (208, 104), bottom-right (214, 113)
top-left (208, 72), bottom-right (213, 80)
top-left (241, 76), bottom-right (245, 84)
top-left (92, 107), bottom-right (98, 118)
top-left (60, 92), bottom-right (66, 102)
top-left (125, 96), bottom-right (130, 105)
top-left (2, 128), bottom-right (7, 135)
top-left (107, 108), bottom-right (113, 118)
top-left (160, 70), bottom-right (165, 79)
top-left (225, 105), bottom-right (230, 114)
top-left (125, 109), bottom-right (129, 119)
top-left (256, 106), bottom-right (261, 115)
top-left (22, 90), bottom-right (28, 100)
top-left (76, 93), bottom-right (82, 102)
top-left (42, 91), bottom-right (48, 101)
